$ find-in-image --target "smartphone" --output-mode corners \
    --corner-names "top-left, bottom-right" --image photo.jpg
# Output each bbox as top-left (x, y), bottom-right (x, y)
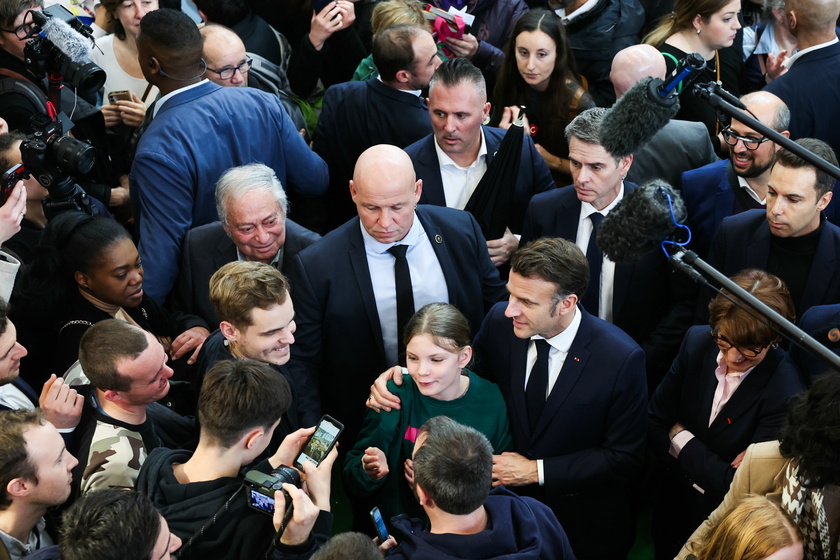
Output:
top-left (294, 415), bottom-right (344, 470)
top-left (370, 506), bottom-right (389, 541)
top-left (108, 90), bottom-right (131, 104)
top-left (1, 164), bottom-right (27, 206)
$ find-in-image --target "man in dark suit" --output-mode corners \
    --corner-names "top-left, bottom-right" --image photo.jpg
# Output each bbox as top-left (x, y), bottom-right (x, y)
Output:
top-left (610, 44), bottom-right (718, 190)
top-left (475, 237), bottom-right (647, 560)
top-left (287, 144), bottom-right (506, 445)
top-left (312, 24), bottom-right (441, 231)
top-left (521, 107), bottom-right (695, 388)
top-left (789, 303), bottom-right (840, 384)
top-left (168, 163), bottom-right (320, 328)
top-left (404, 57), bottom-right (554, 267)
top-left (707, 138), bottom-right (840, 319)
top-left (764, 0), bottom-right (840, 158)
top-left (681, 91), bottom-right (791, 257)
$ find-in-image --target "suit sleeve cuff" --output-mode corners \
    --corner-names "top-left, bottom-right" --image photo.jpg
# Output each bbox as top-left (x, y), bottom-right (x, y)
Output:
top-left (669, 429), bottom-right (695, 458)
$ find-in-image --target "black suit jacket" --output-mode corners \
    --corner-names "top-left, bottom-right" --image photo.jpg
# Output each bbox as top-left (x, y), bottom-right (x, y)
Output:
top-left (472, 302), bottom-right (647, 559)
top-left (312, 79), bottom-right (433, 229)
top-left (520, 183), bottom-right (696, 383)
top-left (168, 219), bottom-right (320, 328)
top-left (707, 209), bottom-right (840, 319)
top-left (287, 205), bottom-right (506, 441)
top-left (405, 125), bottom-right (555, 234)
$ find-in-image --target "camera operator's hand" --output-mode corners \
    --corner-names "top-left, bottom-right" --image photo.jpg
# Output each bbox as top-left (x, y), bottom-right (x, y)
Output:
top-left (301, 446), bottom-right (337, 511)
top-left (170, 326), bottom-right (210, 365)
top-left (273, 484), bottom-right (321, 546)
top-left (0, 181), bottom-right (27, 244)
top-left (269, 426), bottom-right (316, 470)
top-left (116, 93), bottom-right (147, 128)
top-left (362, 447), bottom-right (389, 481)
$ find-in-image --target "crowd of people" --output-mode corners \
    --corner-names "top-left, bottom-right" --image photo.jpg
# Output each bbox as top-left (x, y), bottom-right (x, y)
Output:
top-left (1, 0), bottom-right (840, 557)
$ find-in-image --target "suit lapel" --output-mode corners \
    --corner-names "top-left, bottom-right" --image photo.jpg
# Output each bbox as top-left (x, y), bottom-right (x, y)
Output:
top-left (528, 309), bottom-right (591, 444)
top-left (555, 188), bottom-right (581, 241)
top-left (610, 184), bottom-right (637, 317)
top-left (348, 224), bottom-right (387, 358)
top-left (415, 137), bottom-right (447, 206)
top-left (215, 234), bottom-right (237, 270)
top-left (416, 208), bottom-right (454, 302)
top-left (509, 335), bottom-right (532, 446)
top-left (747, 216), bottom-right (772, 269)
top-left (800, 223), bottom-right (837, 313)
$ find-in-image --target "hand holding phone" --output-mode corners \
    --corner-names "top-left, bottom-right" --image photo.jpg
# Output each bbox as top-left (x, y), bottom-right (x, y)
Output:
top-left (294, 415), bottom-right (343, 470)
top-left (370, 506), bottom-right (389, 541)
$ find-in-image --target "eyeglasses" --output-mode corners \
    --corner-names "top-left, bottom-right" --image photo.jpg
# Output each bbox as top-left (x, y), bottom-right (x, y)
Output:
top-left (722, 126), bottom-right (771, 151)
top-left (0, 22), bottom-right (34, 40)
top-left (710, 331), bottom-right (764, 359)
top-left (206, 58), bottom-right (252, 81)
top-left (157, 58), bottom-right (207, 81)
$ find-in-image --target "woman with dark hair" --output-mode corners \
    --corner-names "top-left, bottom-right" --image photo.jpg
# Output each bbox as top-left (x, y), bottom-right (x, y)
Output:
top-left (491, 9), bottom-right (595, 185)
top-left (643, 0), bottom-right (744, 140)
top-left (11, 213), bottom-right (207, 392)
top-left (649, 269), bottom-right (805, 559)
top-left (680, 373), bottom-right (840, 560)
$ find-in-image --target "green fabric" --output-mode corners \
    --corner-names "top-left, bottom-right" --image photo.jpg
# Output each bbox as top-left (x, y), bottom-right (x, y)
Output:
top-left (342, 369), bottom-right (512, 522)
top-left (293, 91), bottom-right (324, 135)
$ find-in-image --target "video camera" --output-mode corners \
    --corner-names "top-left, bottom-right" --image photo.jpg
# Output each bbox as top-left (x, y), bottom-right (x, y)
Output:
top-left (21, 5), bottom-right (105, 98)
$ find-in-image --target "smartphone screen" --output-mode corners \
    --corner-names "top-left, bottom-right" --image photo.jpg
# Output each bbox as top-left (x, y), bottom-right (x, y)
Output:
top-left (370, 507), bottom-right (389, 541)
top-left (294, 415), bottom-right (343, 469)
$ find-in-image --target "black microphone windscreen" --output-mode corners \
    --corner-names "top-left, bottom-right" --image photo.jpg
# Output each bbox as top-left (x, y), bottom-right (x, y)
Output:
top-left (600, 77), bottom-right (681, 159)
top-left (597, 180), bottom-right (687, 262)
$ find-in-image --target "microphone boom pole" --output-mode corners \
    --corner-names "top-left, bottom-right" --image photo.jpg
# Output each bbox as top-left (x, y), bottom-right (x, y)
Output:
top-left (693, 82), bottom-right (840, 181)
top-left (670, 248), bottom-right (840, 373)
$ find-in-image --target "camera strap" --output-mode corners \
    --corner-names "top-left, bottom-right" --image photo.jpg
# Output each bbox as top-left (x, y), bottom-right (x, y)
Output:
top-left (173, 485), bottom-right (244, 560)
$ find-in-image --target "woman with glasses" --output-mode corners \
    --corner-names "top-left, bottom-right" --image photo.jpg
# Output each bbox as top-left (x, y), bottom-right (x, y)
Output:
top-left (648, 268), bottom-right (805, 560)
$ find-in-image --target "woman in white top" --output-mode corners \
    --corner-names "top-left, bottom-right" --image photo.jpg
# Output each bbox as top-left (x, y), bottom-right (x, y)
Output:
top-left (90, 0), bottom-right (159, 128)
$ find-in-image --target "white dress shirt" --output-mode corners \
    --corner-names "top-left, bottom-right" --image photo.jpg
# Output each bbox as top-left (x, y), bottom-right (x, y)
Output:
top-left (433, 128), bottom-right (489, 210)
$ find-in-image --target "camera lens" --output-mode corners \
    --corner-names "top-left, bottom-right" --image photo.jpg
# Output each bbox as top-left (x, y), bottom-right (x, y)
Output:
top-left (50, 136), bottom-right (96, 175)
top-left (59, 56), bottom-right (106, 97)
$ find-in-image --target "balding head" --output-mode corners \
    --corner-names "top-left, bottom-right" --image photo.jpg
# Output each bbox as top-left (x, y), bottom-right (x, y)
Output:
top-left (610, 44), bottom-right (667, 99)
top-left (739, 91), bottom-right (790, 132)
top-left (787, 0), bottom-right (840, 36)
top-left (201, 24), bottom-right (249, 87)
top-left (350, 145), bottom-right (422, 244)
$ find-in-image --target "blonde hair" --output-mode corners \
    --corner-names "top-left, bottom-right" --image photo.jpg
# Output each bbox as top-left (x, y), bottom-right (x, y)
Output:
top-left (371, 0), bottom-right (428, 35)
top-left (691, 496), bottom-right (802, 560)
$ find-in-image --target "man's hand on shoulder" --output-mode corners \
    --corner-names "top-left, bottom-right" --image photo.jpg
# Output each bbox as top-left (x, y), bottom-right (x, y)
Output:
top-left (492, 452), bottom-right (538, 487)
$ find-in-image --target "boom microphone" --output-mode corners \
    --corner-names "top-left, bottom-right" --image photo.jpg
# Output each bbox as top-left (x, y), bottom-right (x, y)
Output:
top-left (597, 180), bottom-right (688, 262)
top-left (599, 53), bottom-right (706, 158)
top-left (38, 14), bottom-right (93, 63)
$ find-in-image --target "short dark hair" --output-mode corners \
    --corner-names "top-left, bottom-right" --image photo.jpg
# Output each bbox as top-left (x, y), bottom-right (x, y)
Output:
top-left (193, 0), bottom-right (248, 26)
top-left (310, 532), bottom-right (381, 560)
top-left (429, 57), bottom-right (485, 99)
top-left (60, 489), bottom-right (162, 560)
top-left (372, 24), bottom-right (425, 82)
top-left (0, 297), bottom-right (9, 338)
top-left (511, 237), bottom-right (589, 300)
top-left (0, 0), bottom-right (42, 29)
top-left (139, 8), bottom-right (202, 53)
top-left (0, 130), bottom-right (25, 172)
top-left (774, 138), bottom-right (838, 198)
top-left (709, 269), bottom-right (795, 349)
top-left (209, 261), bottom-right (290, 329)
top-left (413, 416), bottom-right (492, 515)
top-left (198, 359), bottom-right (292, 448)
top-left (779, 373), bottom-right (840, 488)
top-left (0, 409), bottom-right (42, 509)
top-left (78, 320), bottom-right (150, 392)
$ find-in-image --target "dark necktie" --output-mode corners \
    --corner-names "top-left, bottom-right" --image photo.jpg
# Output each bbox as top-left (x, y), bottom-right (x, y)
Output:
top-left (387, 244), bottom-right (414, 364)
top-left (581, 212), bottom-right (604, 316)
top-left (525, 339), bottom-right (551, 431)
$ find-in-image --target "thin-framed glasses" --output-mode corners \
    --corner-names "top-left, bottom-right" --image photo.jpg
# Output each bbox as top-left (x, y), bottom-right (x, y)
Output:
top-left (710, 331), bottom-right (764, 359)
top-left (206, 58), bottom-right (253, 80)
top-left (721, 126), bottom-right (771, 151)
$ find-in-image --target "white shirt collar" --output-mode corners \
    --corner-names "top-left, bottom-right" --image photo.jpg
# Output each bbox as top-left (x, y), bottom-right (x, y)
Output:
top-left (153, 79), bottom-right (210, 118)
top-left (785, 37), bottom-right (839, 68)
top-left (433, 127), bottom-right (488, 169)
top-left (376, 75), bottom-right (422, 97)
top-left (737, 176), bottom-right (766, 205)
top-left (359, 211), bottom-right (424, 254)
top-left (534, 304), bottom-right (582, 354)
top-left (556, 0), bottom-right (599, 23)
top-left (580, 182), bottom-right (625, 219)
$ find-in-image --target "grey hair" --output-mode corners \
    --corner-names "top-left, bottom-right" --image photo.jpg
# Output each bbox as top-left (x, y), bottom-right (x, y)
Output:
top-left (762, 0), bottom-right (785, 21)
top-left (564, 107), bottom-right (608, 145)
top-left (215, 163), bottom-right (288, 225)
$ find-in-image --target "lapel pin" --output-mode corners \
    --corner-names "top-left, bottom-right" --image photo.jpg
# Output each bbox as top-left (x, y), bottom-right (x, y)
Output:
top-left (435, 234), bottom-right (442, 244)
top-left (727, 418), bottom-right (732, 424)
top-left (573, 357), bottom-right (580, 362)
